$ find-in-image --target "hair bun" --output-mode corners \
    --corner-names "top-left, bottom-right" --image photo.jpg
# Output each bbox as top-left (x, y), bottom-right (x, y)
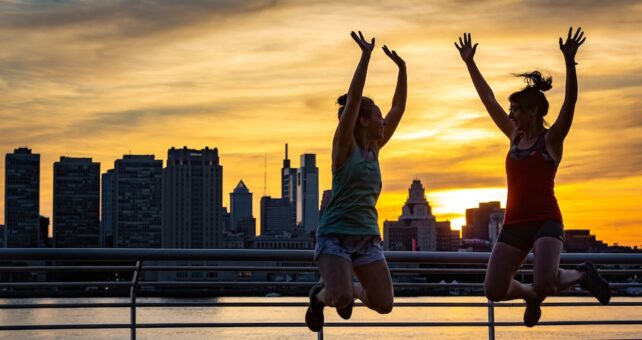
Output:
top-left (516, 71), bottom-right (552, 92)
top-left (337, 94), bottom-right (348, 106)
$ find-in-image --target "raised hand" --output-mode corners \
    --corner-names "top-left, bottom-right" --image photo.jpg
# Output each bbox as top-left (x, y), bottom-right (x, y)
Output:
top-left (383, 45), bottom-right (405, 68)
top-left (559, 27), bottom-right (586, 65)
top-left (455, 32), bottom-right (478, 63)
top-left (351, 31), bottom-right (375, 55)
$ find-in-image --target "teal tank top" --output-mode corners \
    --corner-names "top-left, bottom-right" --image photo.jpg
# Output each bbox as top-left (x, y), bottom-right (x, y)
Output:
top-left (317, 146), bottom-right (382, 236)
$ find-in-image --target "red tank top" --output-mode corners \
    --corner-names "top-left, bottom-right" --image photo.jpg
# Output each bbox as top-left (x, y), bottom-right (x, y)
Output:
top-left (503, 131), bottom-right (563, 226)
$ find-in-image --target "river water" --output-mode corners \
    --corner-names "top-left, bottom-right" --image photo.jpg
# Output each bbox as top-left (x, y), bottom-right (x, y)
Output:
top-left (1, 296), bottom-right (641, 339)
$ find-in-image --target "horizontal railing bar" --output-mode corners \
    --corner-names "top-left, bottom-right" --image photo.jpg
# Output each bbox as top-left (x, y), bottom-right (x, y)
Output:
top-left (0, 265), bottom-right (638, 276)
top-left (2, 320), bottom-right (642, 331)
top-left (2, 301), bottom-right (642, 310)
top-left (0, 266), bottom-right (137, 272)
top-left (2, 281), bottom-right (640, 288)
top-left (1, 248), bottom-right (641, 264)
top-left (137, 281), bottom-right (486, 287)
top-left (0, 282), bottom-right (132, 288)
top-left (0, 303), bottom-right (132, 309)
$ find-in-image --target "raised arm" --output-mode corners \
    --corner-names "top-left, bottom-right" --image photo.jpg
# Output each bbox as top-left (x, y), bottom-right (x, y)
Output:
top-left (378, 45), bottom-right (407, 149)
top-left (332, 31), bottom-right (375, 170)
top-left (455, 33), bottom-right (513, 138)
top-left (548, 27), bottom-right (586, 147)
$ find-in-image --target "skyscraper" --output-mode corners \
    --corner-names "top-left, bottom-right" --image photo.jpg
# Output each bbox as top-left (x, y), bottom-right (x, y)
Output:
top-left (4, 148), bottom-right (40, 248)
top-left (230, 180), bottom-right (255, 237)
top-left (296, 154), bottom-right (319, 233)
top-left (108, 155), bottom-right (163, 248)
top-left (260, 196), bottom-right (296, 235)
top-left (53, 157), bottom-right (100, 248)
top-left (101, 169), bottom-right (115, 247)
top-left (282, 143), bottom-right (298, 208)
top-left (162, 147), bottom-right (223, 248)
top-left (281, 144), bottom-right (292, 200)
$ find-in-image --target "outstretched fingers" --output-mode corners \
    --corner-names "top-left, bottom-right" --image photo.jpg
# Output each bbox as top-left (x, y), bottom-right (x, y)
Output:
top-left (383, 44), bottom-right (392, 57)
top-left (350, 31), bottom-right (359, 43)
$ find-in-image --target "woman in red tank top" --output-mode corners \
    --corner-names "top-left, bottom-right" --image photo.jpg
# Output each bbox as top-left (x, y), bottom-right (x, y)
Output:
top-left (455, 28), bottom-right (610, 327)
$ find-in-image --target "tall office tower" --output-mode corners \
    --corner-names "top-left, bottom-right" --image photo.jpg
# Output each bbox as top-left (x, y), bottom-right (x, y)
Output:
top-left (383, 179), bottom-right (437, 251)
top-left (296, 154), bottom-right (319, 233)
top-left (260, 196), bottom-right (296, 235)
top-left (281, 144), bottom-right (292, 200)
top-left (101, 169), bottom-right (115, 247)
top-left (109, 155), bottom-right (163, 248)
top-left (230, 180), bottom-right (253, 234)
top-left (462, 201), bottom-right (504, 241)
top-left (281, 144), bottom-right (298, 208)
top-left (162, 147), bottom-right (223, 249)
top-left (53, 157), bottom-right (100, 248)
top-left (4, 148), bottom-right (40, 248)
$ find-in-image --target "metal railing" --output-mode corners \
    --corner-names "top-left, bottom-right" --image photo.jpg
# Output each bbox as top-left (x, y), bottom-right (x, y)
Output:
top-left (0, 248), bottom-right (641, 340)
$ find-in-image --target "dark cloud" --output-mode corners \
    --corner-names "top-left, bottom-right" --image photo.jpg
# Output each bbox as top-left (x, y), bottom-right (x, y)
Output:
top-left (0, 103), bottom-right (231, 146)
top-left (0, 0), bottom-right (279, 34)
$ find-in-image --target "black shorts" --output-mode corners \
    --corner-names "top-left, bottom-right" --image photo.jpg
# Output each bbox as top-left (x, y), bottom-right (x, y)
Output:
top-left (497, 220), bottom-right (564, 252)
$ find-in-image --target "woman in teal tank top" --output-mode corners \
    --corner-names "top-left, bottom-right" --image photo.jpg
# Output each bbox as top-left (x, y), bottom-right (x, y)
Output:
top-left (305, 31), bottom-right (407, 332)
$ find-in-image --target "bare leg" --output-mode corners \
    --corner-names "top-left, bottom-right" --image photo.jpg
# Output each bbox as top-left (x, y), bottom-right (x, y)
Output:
top-left (353, 259), bottom-right (394, 314)
top-left (315, 254), bottom-right (355, 308)
top-left (533, 237), bottom-right (587, 297)
top-left (484, 242), bottom-right (537, 302)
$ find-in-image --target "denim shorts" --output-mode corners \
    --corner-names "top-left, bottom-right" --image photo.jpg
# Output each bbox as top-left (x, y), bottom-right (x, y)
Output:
top-left (314, 234), bottom-right (385, 268)
top-left (498, 220), bottom-right (564, 252)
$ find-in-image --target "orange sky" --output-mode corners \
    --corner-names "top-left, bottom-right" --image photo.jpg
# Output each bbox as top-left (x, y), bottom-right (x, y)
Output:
top-left (1, 1), bottom-right (641, 247)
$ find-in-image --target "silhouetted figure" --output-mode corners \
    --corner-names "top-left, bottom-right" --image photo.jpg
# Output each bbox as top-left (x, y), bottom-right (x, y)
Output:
top-left (305, 31), bottom-right (407, 332)
top-left (455, 28), bottom-right (610, 327)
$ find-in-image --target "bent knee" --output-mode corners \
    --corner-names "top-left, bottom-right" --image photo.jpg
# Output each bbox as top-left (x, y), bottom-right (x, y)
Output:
top-left (373, 300), bottom-right (394, 314)
top-left (484, 283), bottom-right (507, 302)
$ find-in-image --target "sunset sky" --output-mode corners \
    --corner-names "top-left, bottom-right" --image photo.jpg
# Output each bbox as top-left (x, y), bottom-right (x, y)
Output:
top-left (1, 0), bottom-right (641, 247)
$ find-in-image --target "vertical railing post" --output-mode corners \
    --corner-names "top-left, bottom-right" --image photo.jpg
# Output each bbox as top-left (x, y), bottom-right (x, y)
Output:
top-left (487, 299), bottom-right (495, 340)
top-left (130, 261), bottom-right (142, 340)
top-left (318, 328), bottom-right (324, 340)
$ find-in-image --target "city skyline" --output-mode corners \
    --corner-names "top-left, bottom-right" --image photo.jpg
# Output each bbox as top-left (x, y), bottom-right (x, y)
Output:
top-left (1, 146), bottom-right (634, 250)
top-left (1, 1), bottom-right (641, 247)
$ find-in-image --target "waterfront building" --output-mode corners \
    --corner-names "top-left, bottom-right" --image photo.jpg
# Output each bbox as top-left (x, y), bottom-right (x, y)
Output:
top-left (260, 196), bottom-right (295, 236)
top-left (53, 157), bottom-right (100, 248)
top-left (296, 154), bottom-right (319, 233)
top-left (4, 148), bottom-right (40, 248)
top-left (101, 169), bottom-right (115, 247)
top-left (162, 147), bottom-right (223, 248)
top-left (230, 180), bottom-right (254, 237)
top-left (384, 180), bottom-right (437, 251)
top-left (564, 229), bottom-right (607, 252)
top-left (462, 201), bottom-right (504, 242)
top-left (436, 221), bottom-right (461, 251)
top-left (105, 155), bottom-right (163, 248)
